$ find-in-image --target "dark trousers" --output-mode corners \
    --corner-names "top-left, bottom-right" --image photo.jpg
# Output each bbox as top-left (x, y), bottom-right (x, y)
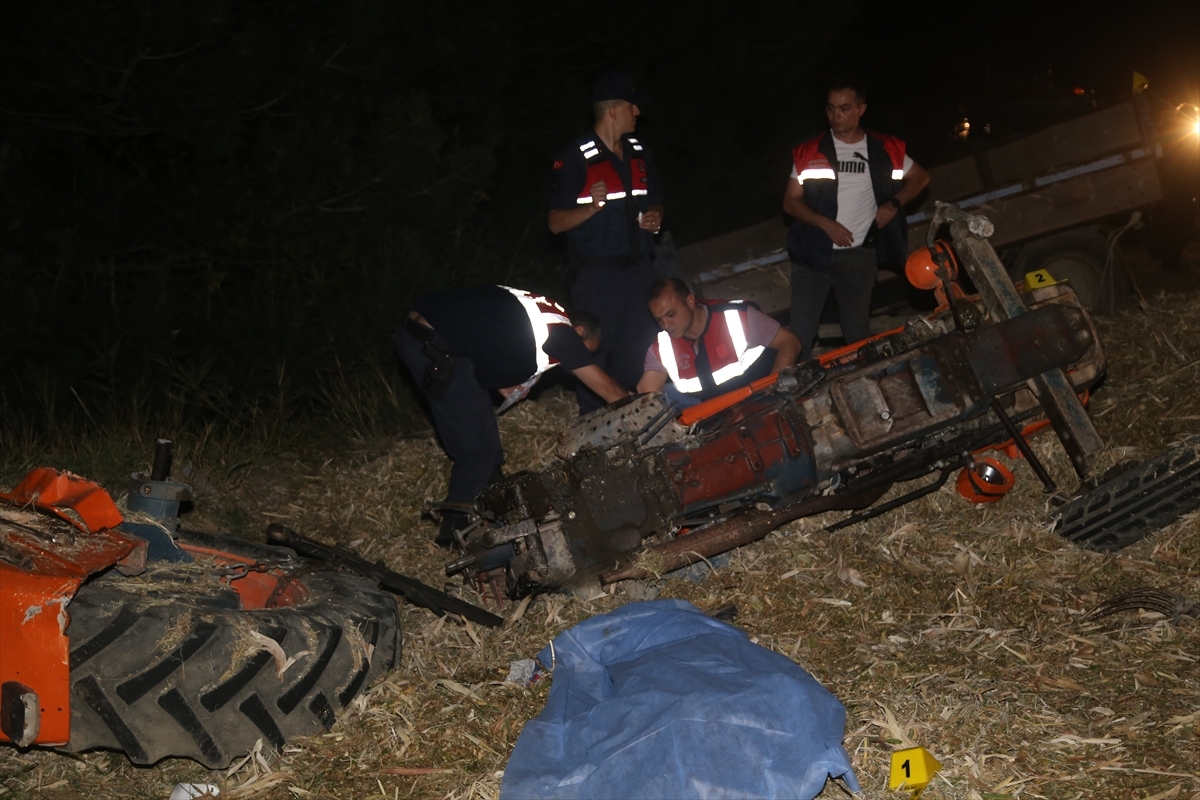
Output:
top-left (790, 246), bottom-right (878, 360)
top-left (569, 253), bottom-right (659, 413)
top-left (394, 329), bottom-right (503, 506)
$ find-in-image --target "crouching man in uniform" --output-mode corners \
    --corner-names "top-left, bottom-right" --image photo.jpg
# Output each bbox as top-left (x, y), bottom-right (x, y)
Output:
top-left (635, 278), bottom-right (801, 408)
top-left (395, 285), bottom-right (629, 544)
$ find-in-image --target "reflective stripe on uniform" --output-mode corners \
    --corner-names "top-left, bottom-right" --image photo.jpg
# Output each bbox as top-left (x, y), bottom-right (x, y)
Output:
top-left (576, 190), bottom-right (628, 204)
top-left (501, 286), bottom-right (571, 376)
top-left (797, 168), bottom-right (836, 183)
top-left (891, 168), bottom-right (905, 180)
top-left (656, 331), bottom-right (702, 393)
top-left (710, 309), bottom-right (765, 385)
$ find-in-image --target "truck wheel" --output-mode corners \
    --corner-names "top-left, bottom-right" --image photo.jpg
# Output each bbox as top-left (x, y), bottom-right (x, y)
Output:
top-left (59, 532), bottom-right (400, 767)
top-left (1050, 436), bottom-right (1200, 551)
top-left (1012, 229), bottom-right (1130, 312)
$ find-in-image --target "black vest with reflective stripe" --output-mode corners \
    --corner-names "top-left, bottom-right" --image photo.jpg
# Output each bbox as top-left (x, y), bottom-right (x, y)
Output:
top-left (786, 131), bottom-right (908, 273)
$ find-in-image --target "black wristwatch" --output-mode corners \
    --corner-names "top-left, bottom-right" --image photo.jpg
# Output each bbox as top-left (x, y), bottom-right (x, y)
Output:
top-left (888, 196), bottom-right (903, 210)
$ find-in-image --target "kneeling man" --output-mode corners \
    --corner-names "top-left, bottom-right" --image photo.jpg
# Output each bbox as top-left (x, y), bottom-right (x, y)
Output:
top-left (636, 278), bottom-right (801, 407)
top-left (396, 285), bottom-right (628, 544)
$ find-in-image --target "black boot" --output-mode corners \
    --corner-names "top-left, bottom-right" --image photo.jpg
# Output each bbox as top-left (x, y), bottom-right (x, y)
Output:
top-left (435, 511), bottom-right (468, 548)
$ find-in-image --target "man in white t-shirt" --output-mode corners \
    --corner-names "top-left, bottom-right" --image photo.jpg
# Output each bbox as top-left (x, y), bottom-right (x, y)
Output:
top-left (783, 81), bottom-right (929, 359)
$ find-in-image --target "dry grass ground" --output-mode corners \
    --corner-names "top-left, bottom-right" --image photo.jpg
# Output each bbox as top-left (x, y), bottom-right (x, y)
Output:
top-left (2, 286), bottom-right (1199, 800)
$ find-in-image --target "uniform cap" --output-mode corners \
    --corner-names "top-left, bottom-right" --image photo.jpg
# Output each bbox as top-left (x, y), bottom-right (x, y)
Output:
top-left (592, 71), bottom-right (649, 105)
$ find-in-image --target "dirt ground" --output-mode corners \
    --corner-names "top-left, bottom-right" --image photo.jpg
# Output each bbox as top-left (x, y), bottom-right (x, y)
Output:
top-left (2, 257), bottom-right (1199, 800)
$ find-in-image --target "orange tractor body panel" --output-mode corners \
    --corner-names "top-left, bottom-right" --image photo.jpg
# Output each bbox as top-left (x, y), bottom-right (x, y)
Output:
top-left (0, 470), bottom-right (141, 746)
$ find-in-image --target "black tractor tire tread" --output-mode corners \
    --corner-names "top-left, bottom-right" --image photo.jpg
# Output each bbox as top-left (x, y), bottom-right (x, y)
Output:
top-left (1051, 435), bottom-right (1200, 551)
top-left (59, 533), bottom-right (400, 767)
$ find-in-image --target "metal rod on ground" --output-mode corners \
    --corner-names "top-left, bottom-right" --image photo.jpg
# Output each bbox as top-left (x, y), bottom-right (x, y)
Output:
top-left (990, 399), bottom-right (1057, 493)
top-left (825, 460), bottom-right (967, 532)
top-left (266, 524), bottom-right (504, 627)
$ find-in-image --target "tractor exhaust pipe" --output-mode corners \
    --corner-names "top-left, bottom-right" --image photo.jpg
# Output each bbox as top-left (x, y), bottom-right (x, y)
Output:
top-left (599, 486), bottom-right (889, 585)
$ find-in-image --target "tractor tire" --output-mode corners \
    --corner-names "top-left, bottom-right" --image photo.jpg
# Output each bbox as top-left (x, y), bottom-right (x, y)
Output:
top-left (1050, 435), bottom-right (1200, 551)
top-left (1011, 228), bottom-right (1131, 313)
top-left (58, 531), bottom-right (400, 767)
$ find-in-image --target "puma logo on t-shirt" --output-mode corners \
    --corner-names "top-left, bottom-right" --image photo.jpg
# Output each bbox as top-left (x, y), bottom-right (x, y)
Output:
top-left (838, 152), bottom-right (868, 173)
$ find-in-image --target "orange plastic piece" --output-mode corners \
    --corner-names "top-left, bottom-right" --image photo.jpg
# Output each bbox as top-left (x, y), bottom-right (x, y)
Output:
top-left (956, 457), bottom-right (1015, 503)
top-left (0, 467), bottom-right (123, 535)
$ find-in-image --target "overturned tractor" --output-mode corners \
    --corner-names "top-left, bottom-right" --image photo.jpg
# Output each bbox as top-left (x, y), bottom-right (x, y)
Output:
top-left (446, 204), bottom-right (1200, 599)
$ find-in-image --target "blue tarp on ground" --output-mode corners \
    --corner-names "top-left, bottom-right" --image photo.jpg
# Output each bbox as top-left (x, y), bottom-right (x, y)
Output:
top-left (501, 599), bottom-right (860, 799)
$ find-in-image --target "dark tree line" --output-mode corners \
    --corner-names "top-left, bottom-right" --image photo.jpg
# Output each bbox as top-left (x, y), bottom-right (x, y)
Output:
top-left (0, 1), bottom-right (852, 436)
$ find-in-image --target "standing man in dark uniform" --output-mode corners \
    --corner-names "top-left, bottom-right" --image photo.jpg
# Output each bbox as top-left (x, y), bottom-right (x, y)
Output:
top-left (549, 70), bottom-right (665, 412)
top-left (394, 285), bottom-right (628, 544)
top-left (784, 80), bottom-right (930, 360)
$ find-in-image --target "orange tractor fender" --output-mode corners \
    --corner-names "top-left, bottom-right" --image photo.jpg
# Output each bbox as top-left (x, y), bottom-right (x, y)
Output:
top-left (0, 469), bottom-right (143, 747)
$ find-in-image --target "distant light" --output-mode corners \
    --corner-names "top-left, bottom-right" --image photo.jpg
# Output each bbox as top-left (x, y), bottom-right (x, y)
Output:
top-left (1073, 87), bottom-right (1085, 96)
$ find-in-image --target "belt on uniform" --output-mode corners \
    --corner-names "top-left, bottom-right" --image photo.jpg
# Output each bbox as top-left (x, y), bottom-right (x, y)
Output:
top-left (568, 248), bottom-right (651, 271)
top-left (405, 318), bottom-right (456, 400)
top-left (405, 317), bottom-right (437, 343)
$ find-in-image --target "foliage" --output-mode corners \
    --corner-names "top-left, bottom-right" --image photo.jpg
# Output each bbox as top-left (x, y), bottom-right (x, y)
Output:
top-left (0, 2), bottom-right (507, 438)
top-left (0, 0), bottom-right (850, 441)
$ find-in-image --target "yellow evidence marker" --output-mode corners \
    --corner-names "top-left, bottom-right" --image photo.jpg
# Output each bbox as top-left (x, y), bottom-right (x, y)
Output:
top-left (889, 746), bottom-right (942, 796)
top-left (1023, 269), bottom-right (1059, 289)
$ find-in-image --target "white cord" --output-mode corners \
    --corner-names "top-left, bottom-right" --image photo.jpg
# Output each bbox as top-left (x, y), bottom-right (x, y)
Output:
top-left (1103, 211), bottom-right (1144, 311)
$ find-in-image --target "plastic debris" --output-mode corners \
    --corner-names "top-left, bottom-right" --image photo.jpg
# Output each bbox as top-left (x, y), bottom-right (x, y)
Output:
top-left (505, 658), bottom-right (547, 688)
top-left (169, 785), bottom-right (221, 799)
top-left (501, 599), bottom-right (859, 799)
